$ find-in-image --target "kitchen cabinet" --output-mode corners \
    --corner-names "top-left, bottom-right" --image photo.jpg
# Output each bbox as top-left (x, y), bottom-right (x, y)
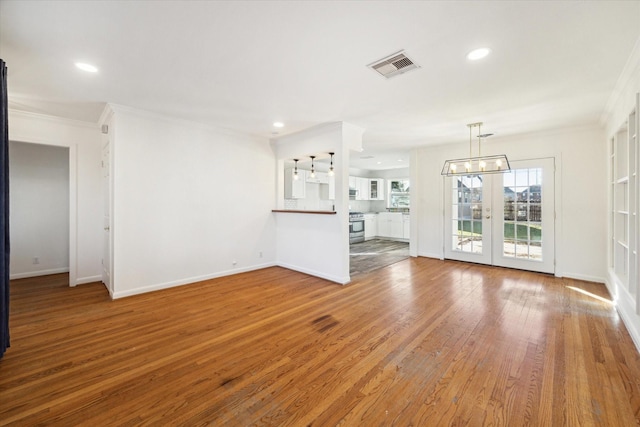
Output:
top-left (284, 168), bottom-right (306, 199)
top-left (369, 178), bottom-right (385, 200)
top-left (328, 174), bottom-right (335, 200)
top-left (349, 176), bottom-right (369, 200)
top-left (403, 214), bottom-right (410, 239)
top-left (306, 171), bottom-right (329, 184)
top-left (320, 174), bottom-right (336, 200)
top-left (364, 213), bottom-right (377, 240)
top-left (356, 177), bottom-right (369, 200)
top-left (377, 212), bottom-right (403, 239)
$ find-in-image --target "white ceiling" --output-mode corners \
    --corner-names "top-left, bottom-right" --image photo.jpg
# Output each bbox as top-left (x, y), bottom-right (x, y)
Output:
top-left (1, 1), bottom-right (639, 170)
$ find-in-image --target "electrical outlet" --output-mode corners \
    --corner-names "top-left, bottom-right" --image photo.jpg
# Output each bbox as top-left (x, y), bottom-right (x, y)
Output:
top-left (232, 260), bottom-right (237, 266)
top-left (33, 257), bottom-right (39, 265)
top-left (259, 251), bottom-right (263, 258)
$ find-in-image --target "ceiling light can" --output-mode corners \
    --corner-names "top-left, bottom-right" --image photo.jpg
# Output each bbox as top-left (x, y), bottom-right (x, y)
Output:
top-left (75, 62), bottom-right (98, 72)
top-left (467, 48), bottom-right (491, 61)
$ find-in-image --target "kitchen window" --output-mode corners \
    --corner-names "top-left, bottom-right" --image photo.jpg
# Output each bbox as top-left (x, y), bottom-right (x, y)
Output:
top-left (388, 179), bottom-right (410, 208)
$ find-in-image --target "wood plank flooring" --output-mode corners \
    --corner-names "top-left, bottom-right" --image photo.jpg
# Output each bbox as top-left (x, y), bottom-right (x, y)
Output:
top-left (350, 239), bottom-right (409, 275)
top-left (1, 258), bottom-right (640, 426)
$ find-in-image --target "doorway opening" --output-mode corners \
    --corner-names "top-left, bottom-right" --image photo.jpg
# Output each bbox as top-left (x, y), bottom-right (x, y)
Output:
top-left (349, 177), bottom-right (411, 276)
top-left (8, 141), bottom-right (70, 282)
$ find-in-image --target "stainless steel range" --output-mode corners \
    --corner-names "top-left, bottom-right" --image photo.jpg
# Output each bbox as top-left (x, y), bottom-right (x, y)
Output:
top-left (349, 212), bottom-right (365, 244)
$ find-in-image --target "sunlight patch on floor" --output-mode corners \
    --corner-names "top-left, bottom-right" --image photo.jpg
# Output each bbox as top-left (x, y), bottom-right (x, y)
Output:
top-left (566, 286), bottom-right (614, 305)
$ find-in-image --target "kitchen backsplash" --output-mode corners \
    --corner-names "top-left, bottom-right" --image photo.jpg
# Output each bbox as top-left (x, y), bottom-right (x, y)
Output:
top-left (284, 199), bottom-right (298, 209)
top-left (284, 198), bottom-right (333, 211)
top-left (349, 200), bottom-right (386, 213)
top-left (284, 183), bottom-right (389, 213)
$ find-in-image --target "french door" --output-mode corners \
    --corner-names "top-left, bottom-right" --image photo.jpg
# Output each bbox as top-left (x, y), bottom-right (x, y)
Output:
top-left (444, 158), bottom-right (555, 274)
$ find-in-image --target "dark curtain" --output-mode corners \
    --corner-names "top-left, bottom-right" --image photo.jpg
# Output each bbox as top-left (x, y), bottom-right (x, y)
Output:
top-left (0, 59), bottom-right (9, 359)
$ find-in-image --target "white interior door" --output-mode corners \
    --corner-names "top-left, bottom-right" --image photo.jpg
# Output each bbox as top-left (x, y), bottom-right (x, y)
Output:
top-left (444, 158), bottom-right (555, 274)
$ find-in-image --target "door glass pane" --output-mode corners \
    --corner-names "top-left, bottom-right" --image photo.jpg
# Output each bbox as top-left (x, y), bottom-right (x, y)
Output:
top-left (529, 204), bottom-right (541, 221)
top-left (530, 223), bottom-right (542, 241)
top-left (452, 176), bottom-right (483, 253)
top-left (503, 168), bottom-right (543, 261)
top-left (516, 224), bottom-right (529, 240)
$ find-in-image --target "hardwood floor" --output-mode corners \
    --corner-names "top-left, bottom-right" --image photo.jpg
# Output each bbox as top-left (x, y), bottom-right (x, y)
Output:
top-left (1, 258), bottom-right (640, 426)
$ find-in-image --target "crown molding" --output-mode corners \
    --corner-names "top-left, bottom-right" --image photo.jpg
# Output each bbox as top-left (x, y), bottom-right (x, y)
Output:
top-left (601, 35), bottom-right (640, 125)
top-left (8, 108), bottom-right (100, 130)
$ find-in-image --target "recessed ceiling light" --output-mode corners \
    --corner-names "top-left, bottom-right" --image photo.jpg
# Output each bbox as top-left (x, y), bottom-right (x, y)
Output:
top-left (397, 159), bottom-right (404, 162)
top-left (273, 122), bottom-right (284, 128)
top-left (75, 62), bottom-right (98, 72)
top-left (467, 48), bottom-right (491, 61)
top-left (376, 161), bottom-right (382, 165)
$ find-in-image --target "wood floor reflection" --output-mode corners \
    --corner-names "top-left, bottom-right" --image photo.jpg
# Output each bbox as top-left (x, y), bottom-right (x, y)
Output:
top-left (350, 238), bottom-right (409, 275)
top-left (1, 258), bottom-right (639, 426)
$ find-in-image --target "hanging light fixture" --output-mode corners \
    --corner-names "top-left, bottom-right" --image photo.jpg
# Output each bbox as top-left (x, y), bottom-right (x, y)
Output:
top-left (293, 159), bottom-right (300, 180)
top-left (310, 155), bottom-right (316, 178)
top-left (328, 152), bottom-right (335, 176)
top-left (441, 122), bottom-right (510, 176)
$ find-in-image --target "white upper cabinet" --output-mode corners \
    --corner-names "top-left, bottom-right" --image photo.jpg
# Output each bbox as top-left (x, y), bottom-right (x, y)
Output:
top-left (284, 168), bottom-right (306, 199)
top-left (319, 173), bottom-right (336, 200)
top-left (328, 174), bottom-right (335, 200)
top-left (306, 171), bottom-right (328, 184)
top-left (349, 176), bottom-right (369, 200)
top-left (369, 178), bottom-right (385, 200)
top-left (356, 177), bottom-right (369, 200)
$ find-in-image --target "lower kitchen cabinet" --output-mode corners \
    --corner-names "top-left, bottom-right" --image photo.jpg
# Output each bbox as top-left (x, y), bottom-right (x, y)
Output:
top-left (403, 214), bottom-right (410, 239)
top-left (377, 212), bottom-right (403, 239)
top-left (364, 214), bottom-right (377, 240)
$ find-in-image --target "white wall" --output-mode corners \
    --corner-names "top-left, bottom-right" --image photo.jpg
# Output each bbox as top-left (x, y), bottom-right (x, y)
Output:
top-left (108, 105), bottom-right (277, 298)
top-left (273, 122), bottom-right (361, 284)
top-left (8, 110), bottom-right (103, 286)
top-left (9, 141), bottom-right (69, 278)
top-left (413, 124), bottom-right (607, 282)
top-left (371, 167), bottom-right (410, 181)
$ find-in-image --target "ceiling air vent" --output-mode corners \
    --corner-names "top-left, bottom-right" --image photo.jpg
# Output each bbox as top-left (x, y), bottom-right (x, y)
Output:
top-left (368, 51), bottom-right (419, 79)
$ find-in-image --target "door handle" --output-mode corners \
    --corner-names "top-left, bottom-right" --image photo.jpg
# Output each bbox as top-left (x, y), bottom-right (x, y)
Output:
top-left (104, 226), bottom-right (110, 231)
top-left (485, 216), bottom-right (491, 219)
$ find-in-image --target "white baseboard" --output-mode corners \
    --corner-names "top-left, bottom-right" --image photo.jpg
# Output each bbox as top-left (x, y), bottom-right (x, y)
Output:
top-left (111, 262), bottom-right (277, 299)
top-left (559, 272), bottom-right (606, 284)
top-left (75, 275), bottom-right (102, 286)
top-left (605, 271), bottom-right (640, 355)
top-left (417, 252), bottom-right (444, 260)
top-left (616, 302), bottom-right (640, 355)
top-left (276, 262), bottom-right (350, 285)
top-left (10, 267), bottom-right (69, 280)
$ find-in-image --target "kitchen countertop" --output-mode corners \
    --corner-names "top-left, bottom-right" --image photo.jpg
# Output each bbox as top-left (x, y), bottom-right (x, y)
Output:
top-left (361, 211), bottom-right (410, 215)
top-left (272, 209), bottom-right (336, 215)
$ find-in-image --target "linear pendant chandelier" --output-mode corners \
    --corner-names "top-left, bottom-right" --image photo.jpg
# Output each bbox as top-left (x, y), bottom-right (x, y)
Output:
top-left (441, 122), bottom-right (510, 176)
